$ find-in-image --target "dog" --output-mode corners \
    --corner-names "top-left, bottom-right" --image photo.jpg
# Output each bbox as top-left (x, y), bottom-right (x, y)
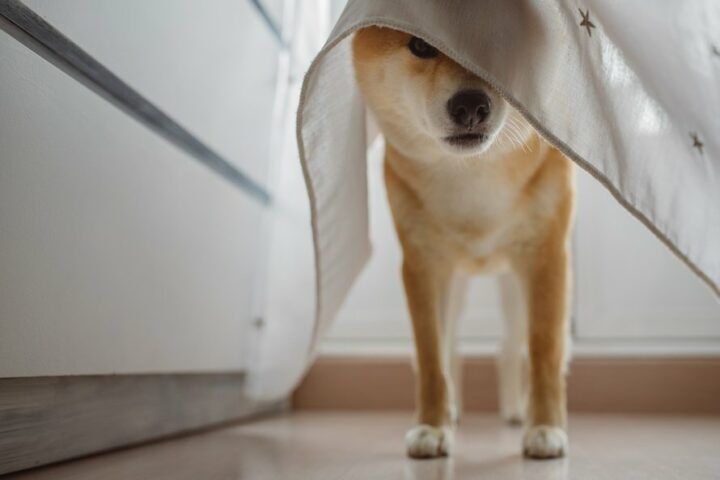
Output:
top-left (352, 27), bottom-right (575, 459)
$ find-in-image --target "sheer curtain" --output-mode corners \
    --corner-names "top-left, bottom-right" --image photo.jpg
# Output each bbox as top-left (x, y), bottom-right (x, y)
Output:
top-left (245, 0), bottom-right (334, 400)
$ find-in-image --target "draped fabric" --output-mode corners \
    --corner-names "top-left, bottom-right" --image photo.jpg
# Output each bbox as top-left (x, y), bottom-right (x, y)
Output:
top-left (297, 0), bottom-right (720, 372)
top-left (259, 0), bottom-right (720, 399)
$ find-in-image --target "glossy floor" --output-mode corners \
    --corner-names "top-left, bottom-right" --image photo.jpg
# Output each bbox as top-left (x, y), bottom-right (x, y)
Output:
top-left (10, 412), bottom-right (720, 479)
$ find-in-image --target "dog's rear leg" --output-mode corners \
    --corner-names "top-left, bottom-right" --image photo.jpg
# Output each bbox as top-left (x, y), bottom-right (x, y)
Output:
top-left (497, 272), bottom-right (528, 425)
top-left (402, 257), bottom-right (455, 459)
top-left (444, 271), bottom-right (468, 426)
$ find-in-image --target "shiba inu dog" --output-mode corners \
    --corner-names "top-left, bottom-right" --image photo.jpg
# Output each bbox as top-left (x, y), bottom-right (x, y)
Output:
top-left (352, 27), bottom-right (575, 459)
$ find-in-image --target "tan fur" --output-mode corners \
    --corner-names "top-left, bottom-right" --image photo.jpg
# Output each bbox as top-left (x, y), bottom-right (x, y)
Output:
top-left (353, 27), bottom-right (575, 459)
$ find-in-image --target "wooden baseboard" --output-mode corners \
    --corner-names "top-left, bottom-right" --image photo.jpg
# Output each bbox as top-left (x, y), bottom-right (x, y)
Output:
top-left (293, 356), bottom-right (720, 413)
top-left (0, 374), bottom-right (287, 475)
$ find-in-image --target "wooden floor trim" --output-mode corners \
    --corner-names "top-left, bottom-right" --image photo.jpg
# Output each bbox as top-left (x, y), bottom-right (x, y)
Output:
top-left (293, 356), bottom-right (720, 413)
top-left (0, 373), bottom-right (287, 475)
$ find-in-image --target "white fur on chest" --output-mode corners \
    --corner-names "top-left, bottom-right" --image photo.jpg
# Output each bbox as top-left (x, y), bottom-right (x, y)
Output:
top-left (420, 163), bottom-right (519, 259)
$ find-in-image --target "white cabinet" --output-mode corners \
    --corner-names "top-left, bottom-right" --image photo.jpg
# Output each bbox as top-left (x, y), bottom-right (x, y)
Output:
top-left (0, 3), bottom-right (280, 376)
top-left (25, 0), bottom-right (282, 186)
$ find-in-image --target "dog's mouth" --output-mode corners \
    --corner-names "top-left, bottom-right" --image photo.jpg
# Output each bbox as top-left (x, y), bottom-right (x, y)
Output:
top-left (443, 132), bottom-right (486, 148)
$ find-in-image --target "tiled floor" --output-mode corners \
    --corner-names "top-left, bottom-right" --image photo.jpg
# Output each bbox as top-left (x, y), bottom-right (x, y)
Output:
top-left (9, 412), bottom-right (720, 479)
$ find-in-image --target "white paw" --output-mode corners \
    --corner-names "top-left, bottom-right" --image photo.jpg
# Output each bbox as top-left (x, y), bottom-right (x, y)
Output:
top-left (501, 409), bottom-right (525, 426)
top-left (523, 425), bottom-right (568, 459)
top-left (499, 392), bottom-right (525, 426)
top-left (405, 424), bottom-right (453, 459)
top-left (497, 351), bottom-right (527, 427)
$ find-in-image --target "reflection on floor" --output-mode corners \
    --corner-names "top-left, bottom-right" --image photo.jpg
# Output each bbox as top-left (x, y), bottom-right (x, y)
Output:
top-left (9, 412), bottom-right (720, 480)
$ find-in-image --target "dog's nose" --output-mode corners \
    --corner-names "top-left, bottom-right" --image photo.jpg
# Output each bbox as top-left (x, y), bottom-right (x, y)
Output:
top-left (447, 89), bottom-right (491, 128)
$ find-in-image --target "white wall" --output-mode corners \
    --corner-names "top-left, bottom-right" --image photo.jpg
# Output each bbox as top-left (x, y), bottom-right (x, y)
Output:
top-left (574, 171), bottom-right (720, 341)
top-left (0, 1), bottom-right (283, 376)
top-left (324, 141), bottom-right (720, 356)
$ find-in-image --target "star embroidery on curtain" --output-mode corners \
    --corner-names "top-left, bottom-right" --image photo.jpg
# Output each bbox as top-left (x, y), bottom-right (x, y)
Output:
top-left (691, 133), bottom-right (704, 154)
top-left (579, 8), bottom-right (596, 37)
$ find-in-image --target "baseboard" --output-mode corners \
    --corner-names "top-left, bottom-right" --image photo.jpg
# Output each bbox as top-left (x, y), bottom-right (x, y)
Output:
top-left (0, 373), bottom-right (288, 475)
top-left (293, 356), bottom-right (720, 413)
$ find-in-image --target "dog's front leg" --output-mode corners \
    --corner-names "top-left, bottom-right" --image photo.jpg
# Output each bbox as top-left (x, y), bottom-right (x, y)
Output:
top-left (401, 256), bottom-right (455, 459)
top-left (517, 244), bottom-right (570, 459)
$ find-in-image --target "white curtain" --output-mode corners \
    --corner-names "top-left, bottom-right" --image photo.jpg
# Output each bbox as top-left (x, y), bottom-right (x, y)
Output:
top-left (244, 0), bottom-right (332, 400)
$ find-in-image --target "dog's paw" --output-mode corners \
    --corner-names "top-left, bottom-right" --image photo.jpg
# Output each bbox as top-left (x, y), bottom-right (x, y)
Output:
top-left (501, 410), bottom-right (525, 426)
top-left (499, 396), bottom-right (525, 426)
top-left (405, 424), bottom-right (453, 459)
top-left (523, 425), bottom-right (568, 459)
top-left (497, 353), bottom-right (527, 427)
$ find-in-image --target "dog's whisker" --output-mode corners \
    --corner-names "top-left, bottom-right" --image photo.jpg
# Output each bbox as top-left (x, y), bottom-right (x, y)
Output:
top-left (508, 118), bottom-right (534, 153)
top-left (504, 128), bottom-right (522, 149)
top-left (505, 123), bottom-right (532, 153)
top-left (500, 131), bottom-right (520, 152)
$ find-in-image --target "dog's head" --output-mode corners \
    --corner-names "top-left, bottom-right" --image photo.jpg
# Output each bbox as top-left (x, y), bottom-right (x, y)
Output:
top-left (353, 27), bottom-right (527, 160)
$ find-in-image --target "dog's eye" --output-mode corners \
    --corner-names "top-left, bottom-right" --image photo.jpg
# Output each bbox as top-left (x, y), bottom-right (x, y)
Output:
top-left (408, 36), bottom-right (438, 59)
